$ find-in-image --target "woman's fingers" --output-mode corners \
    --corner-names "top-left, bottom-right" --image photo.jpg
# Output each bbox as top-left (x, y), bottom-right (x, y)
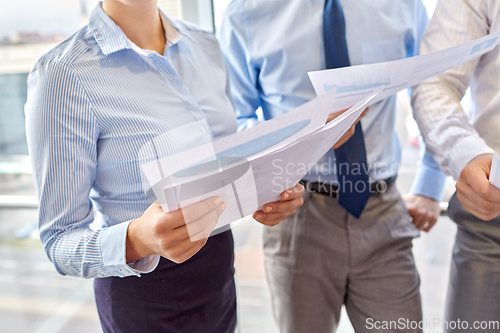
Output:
top-left (260, 183), bottom-right (304, 213)
top-left (280, 183), bottom-right (305, 201)
top-left (159, 203), bottom-right (225, 263)
top-left (169, 196), bottom-right (223, 228)
top-left (181, 202), bottom-right (226, 242)
top-left (253, 211), bottom-right (293, 226)
top-left (262, 197), bottom-right (303, 214)
top-left (254, 183), bottom-right (305, 226)
top-left (134, 197), bottom-right (226, 264)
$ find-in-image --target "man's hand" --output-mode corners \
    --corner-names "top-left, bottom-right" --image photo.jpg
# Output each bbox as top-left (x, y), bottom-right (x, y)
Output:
top-left (253, 183), bottom-right (305, 226)
top-left (327, 107), bottom-right (369, 149)
top-left (126, 197), bottom-right (226, 264)
top-left (456, 153), bottom-right (500, 221)
top-left (404, 193), bottom-right (441, 232)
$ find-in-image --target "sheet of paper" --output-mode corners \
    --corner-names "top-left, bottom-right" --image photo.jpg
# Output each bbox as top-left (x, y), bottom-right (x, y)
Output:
top-left (249, 88), bottom-right (378, 208)
top-left (272, 86), bottom-right (383, 154)
top-left (212, 88), bottom-right (339, 161)
top-left (308, 31), bottom-right (500, 110)
top-left (489, 152), bottom-right (500, 189)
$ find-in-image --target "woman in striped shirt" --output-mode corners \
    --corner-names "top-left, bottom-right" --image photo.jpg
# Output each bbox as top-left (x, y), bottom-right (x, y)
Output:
top-left (25, 0), bottom-right (304, 332)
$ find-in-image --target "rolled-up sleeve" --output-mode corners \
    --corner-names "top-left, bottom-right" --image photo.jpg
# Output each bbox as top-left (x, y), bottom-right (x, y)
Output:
top-left (25, 59), bottom-right (158, 278)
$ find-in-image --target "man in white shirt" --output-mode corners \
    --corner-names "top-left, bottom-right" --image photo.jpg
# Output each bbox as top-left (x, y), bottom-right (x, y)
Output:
top-left (412, 0), bottom-right (500, 330)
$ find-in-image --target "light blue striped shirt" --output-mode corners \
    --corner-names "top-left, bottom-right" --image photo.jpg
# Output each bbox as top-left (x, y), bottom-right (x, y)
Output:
top-left (25, 3), bottom-right (237, 278)
top-left (218, 0), bottom-right (447, 200)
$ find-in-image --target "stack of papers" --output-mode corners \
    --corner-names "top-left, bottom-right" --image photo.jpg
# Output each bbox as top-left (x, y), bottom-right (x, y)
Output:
top-left (139, 31), bottom-right (500, 233)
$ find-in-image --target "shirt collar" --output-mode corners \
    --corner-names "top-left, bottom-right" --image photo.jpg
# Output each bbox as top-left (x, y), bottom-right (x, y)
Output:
top-left (158, 8), bottom-right (196, 44)
top-left (89, 2), bottom-right (194, 56)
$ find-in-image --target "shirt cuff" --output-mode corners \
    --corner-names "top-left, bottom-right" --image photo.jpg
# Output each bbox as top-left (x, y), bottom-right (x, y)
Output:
top-left (129, 254), bottom-right (161, 273)
top-left (411, 164), bottom-right (447, 201)
top-left (100, 220), bottom-right (160, 277)
top-left (449, 136), bottom-right (494, 180)
top-left (410, 150), bottom-right (448, 201)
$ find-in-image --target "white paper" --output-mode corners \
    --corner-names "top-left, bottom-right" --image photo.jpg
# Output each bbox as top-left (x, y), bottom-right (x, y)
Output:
top-left (308, 31), bottom-right (500, 111)
top-left (489, 152), bottom-right (500, 189)
top-left (212, 88), bottom-right (339, 161)
top-left (249, 88), bottom-right (378, 208)
top-left (138, 30), bottom-right (500, 238)
top-left (142, 87), bottom-right (381, 238)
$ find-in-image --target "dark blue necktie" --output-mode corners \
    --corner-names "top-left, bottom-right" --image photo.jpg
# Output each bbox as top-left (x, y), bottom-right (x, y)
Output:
top-left (323, 0), bottom-right (370, 218)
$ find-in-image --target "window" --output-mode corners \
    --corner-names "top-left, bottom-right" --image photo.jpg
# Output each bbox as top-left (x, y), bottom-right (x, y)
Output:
top-left (0, 2), bottom-right (455, 333)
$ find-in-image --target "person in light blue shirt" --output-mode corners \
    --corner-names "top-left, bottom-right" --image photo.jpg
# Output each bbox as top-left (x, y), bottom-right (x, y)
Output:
top-left (219, 0), bottom-right (447, 332)
top-left (24, 1), bottom-right (305, 332)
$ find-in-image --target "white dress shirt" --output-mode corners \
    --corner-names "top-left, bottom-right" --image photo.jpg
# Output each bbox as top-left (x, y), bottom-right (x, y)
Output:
top-left (412, 0), bottom-right (500, 179)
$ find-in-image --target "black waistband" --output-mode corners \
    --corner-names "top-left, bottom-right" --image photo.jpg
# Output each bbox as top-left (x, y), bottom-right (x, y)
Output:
top-left (301, 176), bottom-right (397, 198)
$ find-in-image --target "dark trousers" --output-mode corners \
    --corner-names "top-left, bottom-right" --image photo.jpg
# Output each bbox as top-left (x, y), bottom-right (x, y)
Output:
top-left (445, 193), bottom-right (500, 332)
top-left (94, 230), bottom-right (237, 333)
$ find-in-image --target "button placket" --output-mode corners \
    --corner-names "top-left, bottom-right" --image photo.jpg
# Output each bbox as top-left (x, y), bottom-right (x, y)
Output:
top-left (149, 52), bottom-right (208, 125)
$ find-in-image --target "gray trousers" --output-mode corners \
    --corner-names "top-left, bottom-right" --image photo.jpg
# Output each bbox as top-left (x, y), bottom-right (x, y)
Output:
top-left (445, 193), bottom-right (500, 332)
top-left (263, 184), bottom-right (423, 333)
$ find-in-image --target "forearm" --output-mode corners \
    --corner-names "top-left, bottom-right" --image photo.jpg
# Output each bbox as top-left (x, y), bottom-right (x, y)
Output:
top-left (412, 78), bottom-right (493, 179)
top-left (411, 0), bottom-right (493, 179)
top-left (46, 221), bottom-right (158, 278)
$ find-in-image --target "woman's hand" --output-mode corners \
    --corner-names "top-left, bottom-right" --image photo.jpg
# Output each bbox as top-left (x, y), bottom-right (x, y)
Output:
top-left (253, 183), bottom-right (305, 226)
top-left (126, 197), bottom-right (226, 264)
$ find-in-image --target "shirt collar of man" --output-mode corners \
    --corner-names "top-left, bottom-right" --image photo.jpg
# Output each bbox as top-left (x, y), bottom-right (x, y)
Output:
top-left (88, 2), bottom-right (194, 56)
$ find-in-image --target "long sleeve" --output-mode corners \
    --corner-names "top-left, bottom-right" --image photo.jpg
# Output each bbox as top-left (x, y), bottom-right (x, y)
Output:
top-left (411, 141), bottom-right (447, 201)
top-left (218, 2), bottom-right (262, 130)
top-left (411, 0), bottom-right (494, 180)
top-left (407, 3), bottom-right (448, 200)
top-left (25, 59), bottom-right (158, 278)
top-left (406, 0), bottom-right (429, 59)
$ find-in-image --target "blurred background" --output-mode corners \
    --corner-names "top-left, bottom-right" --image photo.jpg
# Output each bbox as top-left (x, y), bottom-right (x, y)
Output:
top-left (0, 0), bottom-right (464, 332)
